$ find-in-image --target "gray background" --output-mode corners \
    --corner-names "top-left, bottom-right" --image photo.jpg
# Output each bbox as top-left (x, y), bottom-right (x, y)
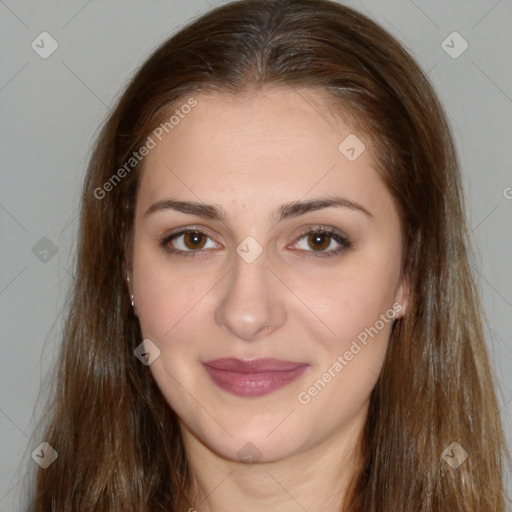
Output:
top-left (1, 0), bottom-right (511, 510)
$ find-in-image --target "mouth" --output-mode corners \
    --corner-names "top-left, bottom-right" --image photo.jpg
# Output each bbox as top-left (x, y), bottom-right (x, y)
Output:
top-left (202, 357), bottom-right (310, 397)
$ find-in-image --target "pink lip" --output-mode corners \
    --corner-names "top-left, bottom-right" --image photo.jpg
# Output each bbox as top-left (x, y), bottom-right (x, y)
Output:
top-left (202, 358), bottom-right (310, 397)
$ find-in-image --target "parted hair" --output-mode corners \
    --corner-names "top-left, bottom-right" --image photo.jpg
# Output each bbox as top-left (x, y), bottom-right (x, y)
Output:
top-left (29, 0), bottom-right (509, 510)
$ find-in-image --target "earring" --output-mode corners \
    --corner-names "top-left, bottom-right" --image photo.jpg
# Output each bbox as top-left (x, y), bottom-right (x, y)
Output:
top-left (130, 294), bottom-right (135, 307)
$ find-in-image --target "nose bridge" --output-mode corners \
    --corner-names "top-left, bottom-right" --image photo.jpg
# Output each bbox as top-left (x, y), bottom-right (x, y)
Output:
top-left (214, 248), bottom-right (286, 341)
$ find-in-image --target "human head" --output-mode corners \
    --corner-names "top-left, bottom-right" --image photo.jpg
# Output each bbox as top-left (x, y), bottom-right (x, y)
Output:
top-left (32, 1), bottom-right (507, 510)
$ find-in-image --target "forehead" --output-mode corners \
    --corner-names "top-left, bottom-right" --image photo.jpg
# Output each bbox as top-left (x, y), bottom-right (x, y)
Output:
top-left (136, 87), bottom-right (392, 220)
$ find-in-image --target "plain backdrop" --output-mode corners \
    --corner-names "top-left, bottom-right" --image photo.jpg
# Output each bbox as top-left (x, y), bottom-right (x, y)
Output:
top-left (1, 0), bottom-right (511, 510)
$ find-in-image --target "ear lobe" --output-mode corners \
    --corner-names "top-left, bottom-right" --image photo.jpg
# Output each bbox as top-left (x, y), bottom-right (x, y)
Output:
top-left (124, 237), bottom-right (134, 285)
top-left (124, 255), bottom-right (132, 289)
top-left (123, 249), bottom-right (134, 300)
top-left (394, 274), bottom-right (410, 319)
top-left (123, 241), bottom-right (138, 315)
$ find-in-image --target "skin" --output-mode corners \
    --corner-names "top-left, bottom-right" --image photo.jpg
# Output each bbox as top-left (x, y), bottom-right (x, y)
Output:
top-left (128, 87), bottom-right (409, 511)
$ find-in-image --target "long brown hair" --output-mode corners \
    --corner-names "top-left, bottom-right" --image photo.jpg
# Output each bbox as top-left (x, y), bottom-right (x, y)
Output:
top-left (28, 0), bottom-right (509, 510)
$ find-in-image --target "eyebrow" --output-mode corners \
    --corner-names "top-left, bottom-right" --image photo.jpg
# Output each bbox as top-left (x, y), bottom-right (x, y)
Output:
top-left (144, 195), bottom-right (373, 223)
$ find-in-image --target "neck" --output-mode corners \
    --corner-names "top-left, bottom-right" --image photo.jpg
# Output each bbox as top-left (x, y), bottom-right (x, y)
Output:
top-left (181, 408), bottom-right (367, 512)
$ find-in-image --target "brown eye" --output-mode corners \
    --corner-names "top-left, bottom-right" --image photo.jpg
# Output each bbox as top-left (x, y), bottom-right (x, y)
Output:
top-left (161, 229), bottom-right (218, 255)
top-left (307, 232), bottom-right (331, 251)
top-left (292, 228), bottom-right (351, 257)
top-left (183, 231), bottom-right (207, 250)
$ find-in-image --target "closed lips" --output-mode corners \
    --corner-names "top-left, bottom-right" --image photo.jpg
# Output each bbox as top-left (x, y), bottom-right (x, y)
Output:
top-left (202, 358), bottom-right (310, 397)
top-left (202, 357), bottom-right (309, 372)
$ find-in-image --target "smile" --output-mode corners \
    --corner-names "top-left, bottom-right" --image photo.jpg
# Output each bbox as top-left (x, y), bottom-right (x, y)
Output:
top-left (202, 358), bottom-right (310, 397)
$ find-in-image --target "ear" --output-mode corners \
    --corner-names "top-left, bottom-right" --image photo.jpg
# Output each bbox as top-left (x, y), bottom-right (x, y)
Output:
top-left (123, 237), bottom-right (134, 296)
top-left (393, 272), bottom-right (410, 319)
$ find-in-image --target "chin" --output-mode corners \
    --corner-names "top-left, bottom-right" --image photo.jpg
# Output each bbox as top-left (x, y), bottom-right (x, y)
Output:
top-left (185, 415), bottom-right (309, 464)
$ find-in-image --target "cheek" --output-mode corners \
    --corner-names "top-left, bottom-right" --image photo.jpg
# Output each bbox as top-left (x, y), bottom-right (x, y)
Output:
top-left (135, 274), bottom-right (209, 343)
top-left (296, 248), bottom-right (401, 349)
top-left (131, 239), bottom-right (213, 340)
top-left (294, 263), bottom-right (398, 425)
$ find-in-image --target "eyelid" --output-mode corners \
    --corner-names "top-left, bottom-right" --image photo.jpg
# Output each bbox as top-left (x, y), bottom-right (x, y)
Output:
top-left (160, 226), bottom-right (221, 255)
top-left (288, 225), bottom-right (351, 256)
top-left (162, 225), bottom-right (217, 241)
top-left (294, 224), bottom-right (349, 241)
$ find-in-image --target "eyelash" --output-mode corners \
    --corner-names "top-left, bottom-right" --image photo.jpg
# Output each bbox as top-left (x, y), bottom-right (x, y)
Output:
top-left (294, 226), bottom-right (351, 258)
top-left (159, 228), bottom-right (218, 259)
top-left (159, 226), bottom-right (352, 259)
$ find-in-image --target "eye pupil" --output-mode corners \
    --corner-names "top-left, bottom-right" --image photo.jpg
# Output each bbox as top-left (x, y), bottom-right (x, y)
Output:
top-left (184, 232), bottom-right (206, 250)
top-left (308, 232), bottom-right (330, 251)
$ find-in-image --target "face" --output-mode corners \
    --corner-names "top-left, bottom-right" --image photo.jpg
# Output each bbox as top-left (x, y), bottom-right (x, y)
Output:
top-left (129, 87), bottom-right (408, 463)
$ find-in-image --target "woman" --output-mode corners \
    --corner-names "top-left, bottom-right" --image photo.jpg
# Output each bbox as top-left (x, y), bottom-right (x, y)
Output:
top-left (29, 0), bottom-right (509, 510)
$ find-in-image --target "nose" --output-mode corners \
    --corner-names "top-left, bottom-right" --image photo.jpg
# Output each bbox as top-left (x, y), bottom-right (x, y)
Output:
top-left (214, 252), bottom-right (287, 342)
